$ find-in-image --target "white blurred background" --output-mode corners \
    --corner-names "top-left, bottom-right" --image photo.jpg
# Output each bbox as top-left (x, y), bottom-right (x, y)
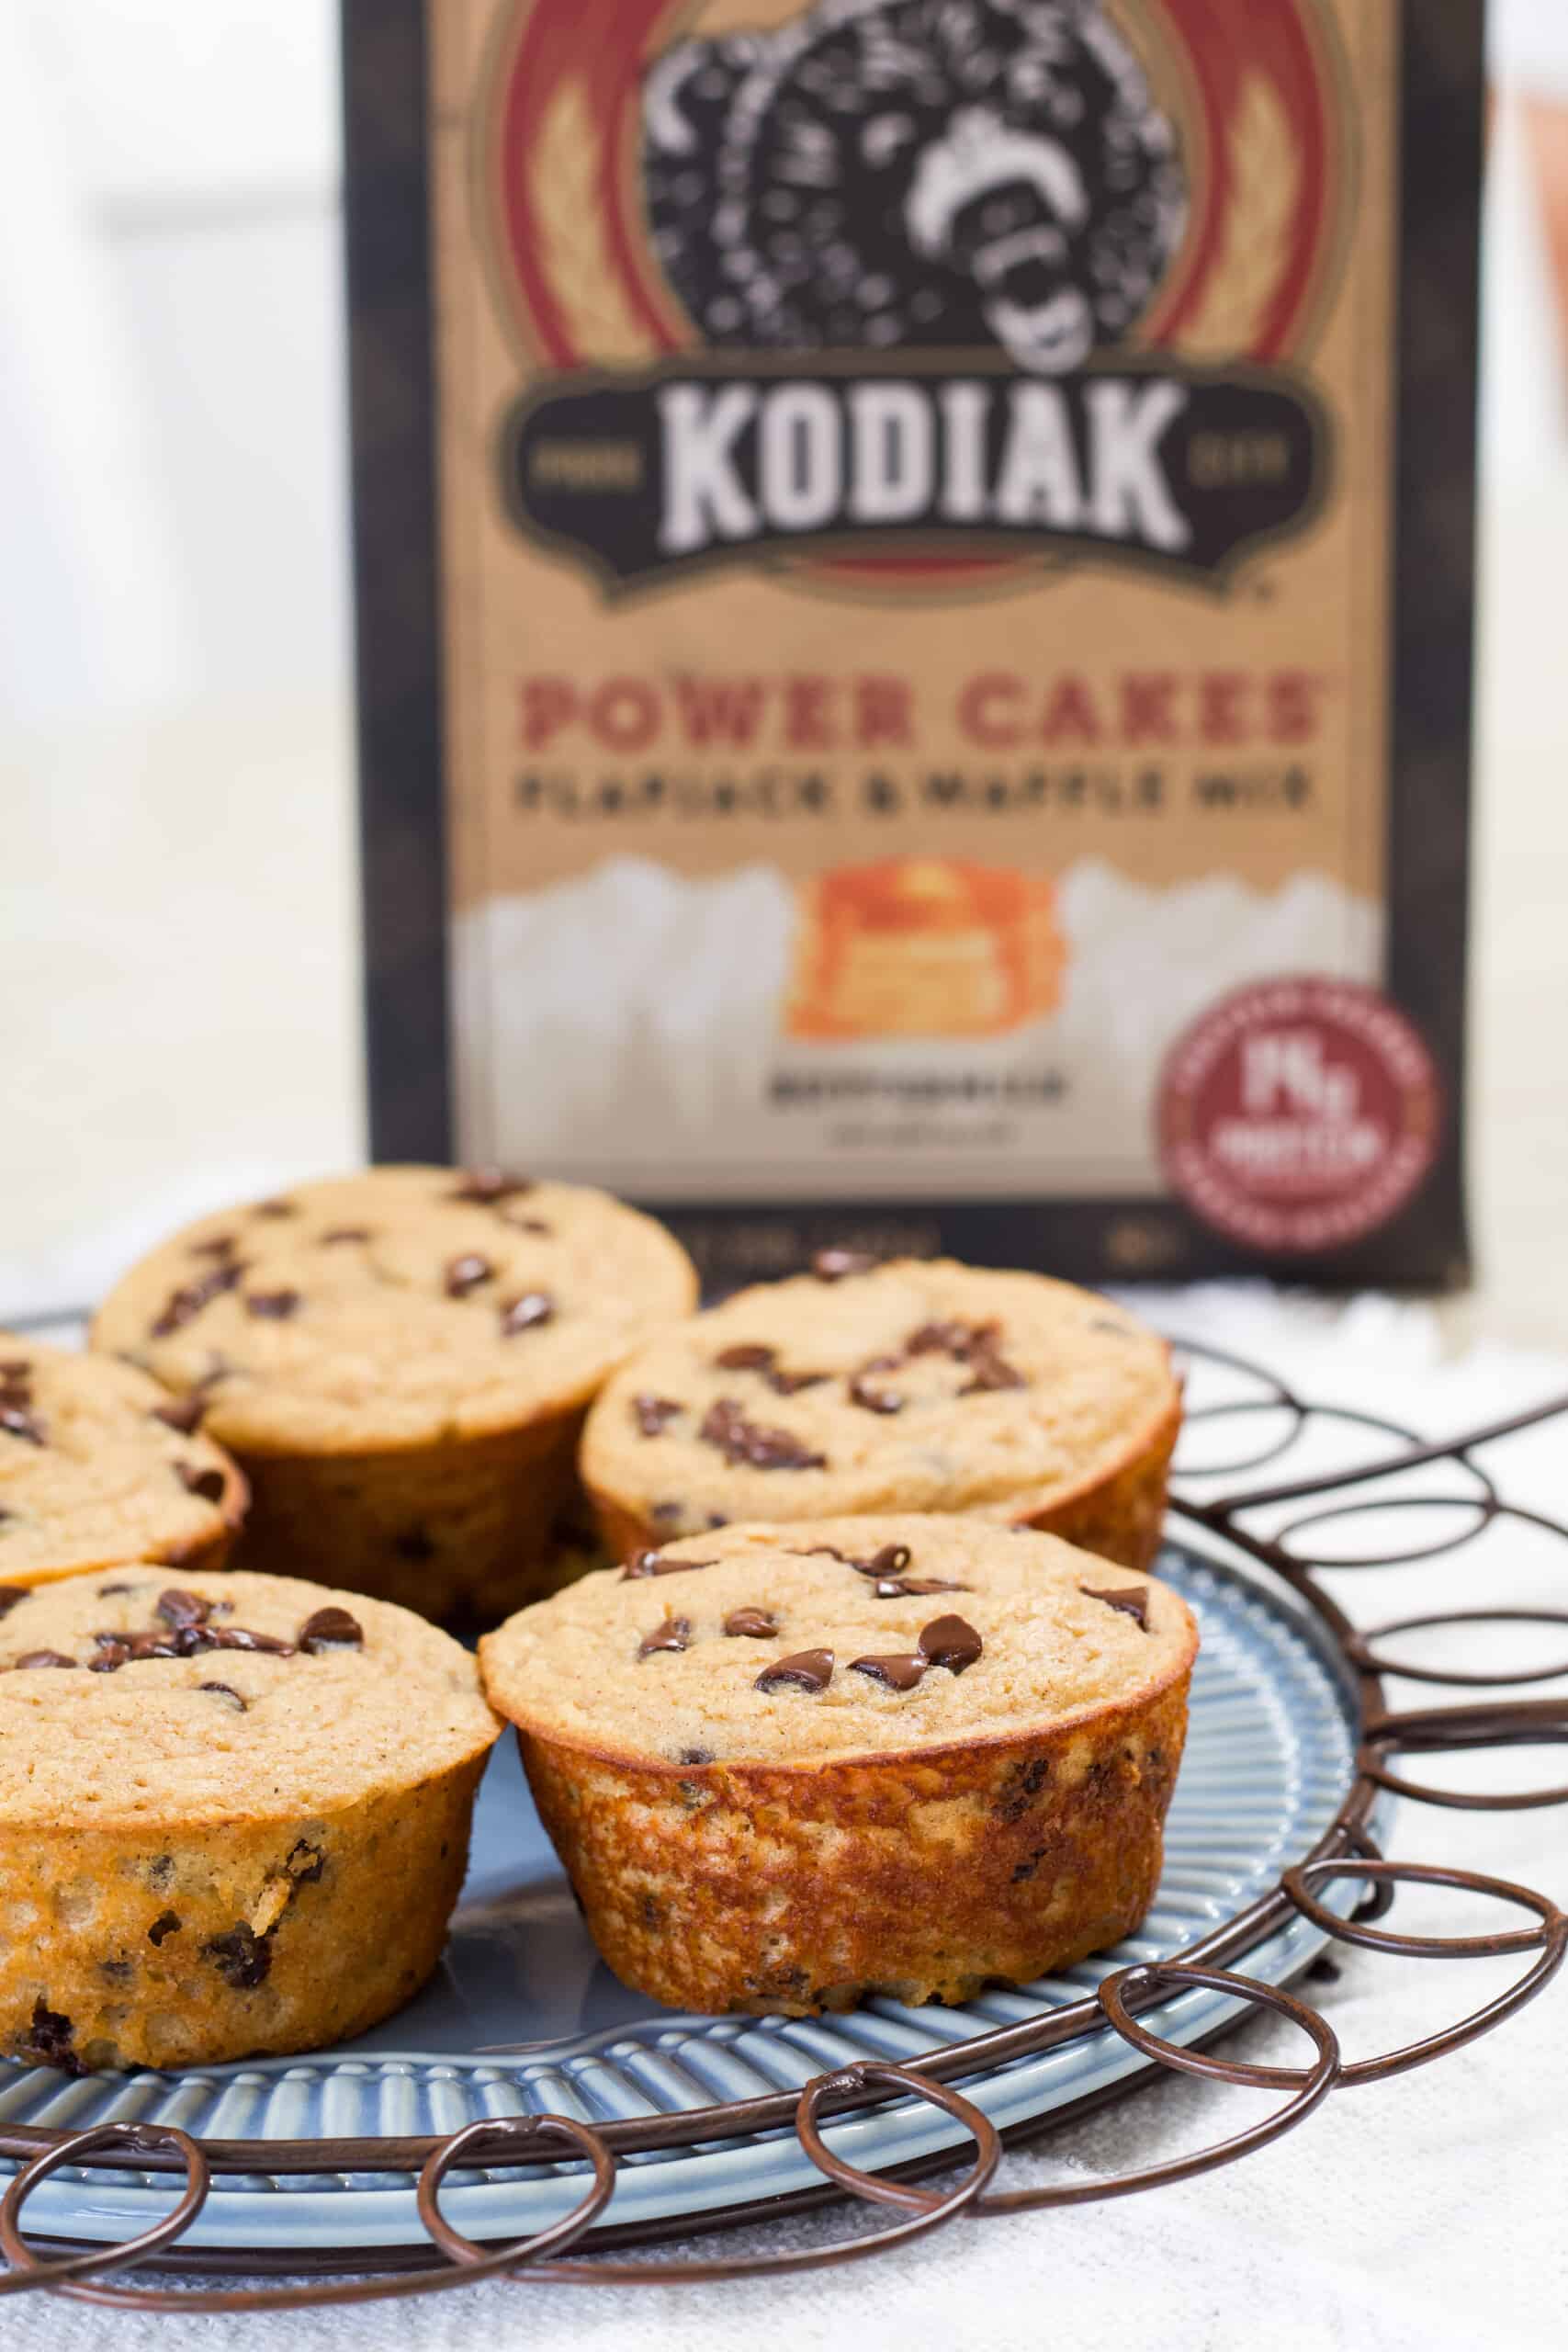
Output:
top-left (3, 0), bottom-right (1567, 1339)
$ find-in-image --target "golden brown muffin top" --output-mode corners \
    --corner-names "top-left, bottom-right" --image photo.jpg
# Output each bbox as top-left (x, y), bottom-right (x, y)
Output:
top-left (480, 1516), bottom-right (1196, 1768)
top-left (91, 1168), bottom-right (698, 1453)
top-left (581, 1259), bottom-right (1178, 1535)
top-left (0, 1335), bottom-right (242, 1583)
top-left (0, 1567), bottom-right (499, 1828)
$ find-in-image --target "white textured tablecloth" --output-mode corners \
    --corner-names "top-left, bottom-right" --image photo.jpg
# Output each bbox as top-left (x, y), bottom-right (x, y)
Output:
top-left (6, 1290), bottom-right (1566, 2352)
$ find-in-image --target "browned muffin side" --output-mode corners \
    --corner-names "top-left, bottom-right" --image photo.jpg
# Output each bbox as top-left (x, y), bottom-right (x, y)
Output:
top-left (481, 1516), bottom-right (1196, 2013)
top-left (0, 1567), bottom-right (499, 2070)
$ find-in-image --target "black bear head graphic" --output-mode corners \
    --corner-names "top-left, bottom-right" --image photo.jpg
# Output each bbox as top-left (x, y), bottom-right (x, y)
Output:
top-left (642, 0), bottom-right (1188, 372)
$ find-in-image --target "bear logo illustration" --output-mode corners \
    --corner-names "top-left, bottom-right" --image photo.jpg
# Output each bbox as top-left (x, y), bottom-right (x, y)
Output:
top-left (642, 0), bottom-right (1187, 373)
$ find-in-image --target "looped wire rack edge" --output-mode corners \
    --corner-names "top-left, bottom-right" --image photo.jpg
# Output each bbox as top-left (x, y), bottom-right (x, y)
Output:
top-left (0, 1334), bottom-right (1564, 2309)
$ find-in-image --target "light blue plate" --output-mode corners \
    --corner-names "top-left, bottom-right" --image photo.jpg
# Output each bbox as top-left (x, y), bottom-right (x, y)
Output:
top-left (2, 1538), bottom-right (1371, 2252)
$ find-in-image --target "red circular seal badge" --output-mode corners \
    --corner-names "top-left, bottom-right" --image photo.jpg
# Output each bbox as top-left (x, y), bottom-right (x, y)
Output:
top-left (1158, 978), bottom-right (1442, 1254)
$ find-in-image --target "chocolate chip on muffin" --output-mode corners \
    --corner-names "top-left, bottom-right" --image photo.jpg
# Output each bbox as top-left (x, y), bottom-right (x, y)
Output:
top-left (299, 1606), bottom-right (365, 1654)
top-left (1081, 1581), bottom-right (1150, 1630)
top-left (152, 1261), bottom-right (244, 1338)
top-left (445, 1254), bottom-right (492, 1298)
top-left (723, 1607), bottom-right (779, 1639)
top-left (811, 1249), bottom-right (879, 1282)
top-left (245, 1289), bottom-right (300, 1320)
top-left (754, 1647), bottom-right (835, 1694)
top-left (622, 1547), bottom-right (716, 1580)
top-left (697, 1399), bottom-right (827, 1471)
top-left (153, 1394), bottom-right (209, 1435)
top-left (632, 1395), bottom-right (682, 1436)
top-left (917, 1612), bottom-right (984, 1675)
top-left (498, 1290), bottom-right (555, 1336)
top-left (448, 1169), bottom-right (533, 1205)
top-left (637, 1614), bottom-right (692, 1659)
top-left (848, 1651), bottom-right (926, 1690)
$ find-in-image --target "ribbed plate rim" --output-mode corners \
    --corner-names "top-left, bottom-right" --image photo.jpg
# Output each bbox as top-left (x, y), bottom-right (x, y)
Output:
top-left (3, 1532), bottom-right (1373, 2247)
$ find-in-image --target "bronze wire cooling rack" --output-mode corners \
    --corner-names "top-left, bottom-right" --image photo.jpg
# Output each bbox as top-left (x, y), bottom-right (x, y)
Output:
top-left (0, 1331), bottom-right (1563, 2312)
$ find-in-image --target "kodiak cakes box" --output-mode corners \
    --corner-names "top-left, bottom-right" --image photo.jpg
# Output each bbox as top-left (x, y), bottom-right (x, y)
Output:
top-left (344, 0), bottom-right (1482, 1289)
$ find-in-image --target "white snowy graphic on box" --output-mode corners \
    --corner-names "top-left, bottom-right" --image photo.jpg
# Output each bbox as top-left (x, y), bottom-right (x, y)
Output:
top-left (454, 858), bottom-right (1382, 1201)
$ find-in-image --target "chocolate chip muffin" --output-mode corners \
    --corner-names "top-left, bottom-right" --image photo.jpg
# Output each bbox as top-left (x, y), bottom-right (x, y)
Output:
top-left (581, 1258), bottom-right (1180, 1573)
top-left (0, 1334), bottom-right (245, 1587)
top-left (480, 1516), bottom-right (1196, 2014)
top-left (91, 1170), bottom-right (698, 1623)
top-left (0, 1567), bottom-right (499, 2071)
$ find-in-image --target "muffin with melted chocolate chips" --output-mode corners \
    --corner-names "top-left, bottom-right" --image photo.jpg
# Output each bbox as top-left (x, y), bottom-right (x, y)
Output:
top-left (0, 1566), bottom-right (499, 2070)
top-left (91, 1169), bottom-right (697, 1623)
top-left (480, 1516), bottom-right (1196, 2014)
top-left (581, 1258), bottom-right (1181, 1573)
top-left (0, 1332), bottom-right (246, 1586)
